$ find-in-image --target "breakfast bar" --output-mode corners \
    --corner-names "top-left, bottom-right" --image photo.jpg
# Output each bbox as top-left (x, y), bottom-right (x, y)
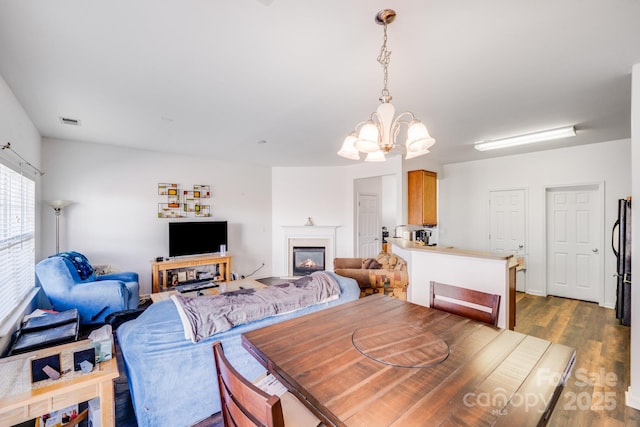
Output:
top-left (389, 238), bottom-right (516, 329)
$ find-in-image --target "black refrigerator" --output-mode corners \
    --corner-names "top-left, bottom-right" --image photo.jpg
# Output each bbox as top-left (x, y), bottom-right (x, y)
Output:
top-left (612, 198), bottom-right (631, 326)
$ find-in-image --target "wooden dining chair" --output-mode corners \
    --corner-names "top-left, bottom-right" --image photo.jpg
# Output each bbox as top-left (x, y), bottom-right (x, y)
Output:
top-left (213, 342), bottom-right (285, 427)
top-left (429, 281), bottom-right (501, 326)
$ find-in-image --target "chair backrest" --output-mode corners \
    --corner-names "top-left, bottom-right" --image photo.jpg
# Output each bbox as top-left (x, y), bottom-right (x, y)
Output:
top-left (213, 342), bottom-right (285, 427)
top-left (429, 281), bottom-right (500, 326)
top-left (53, 251), bottom-right (96, 281)
top-left (35, 256), bottom-right (80, 296)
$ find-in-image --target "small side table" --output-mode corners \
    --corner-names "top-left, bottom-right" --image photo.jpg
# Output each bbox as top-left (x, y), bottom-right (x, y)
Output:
top-left (0, 339), bottom-right (119, 427)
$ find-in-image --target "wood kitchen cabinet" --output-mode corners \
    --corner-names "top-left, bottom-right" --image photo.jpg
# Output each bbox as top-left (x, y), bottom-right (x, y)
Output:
top-left (408, 169), bottom-right (437, 225)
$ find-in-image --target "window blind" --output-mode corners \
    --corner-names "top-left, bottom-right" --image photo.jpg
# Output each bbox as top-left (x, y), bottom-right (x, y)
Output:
top-left (0, 162), bottom-right (35, 325)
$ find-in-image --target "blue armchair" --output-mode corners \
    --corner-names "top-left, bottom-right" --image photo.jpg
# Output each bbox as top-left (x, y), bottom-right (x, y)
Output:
top-left (35, 252), bottom-right (140, 325)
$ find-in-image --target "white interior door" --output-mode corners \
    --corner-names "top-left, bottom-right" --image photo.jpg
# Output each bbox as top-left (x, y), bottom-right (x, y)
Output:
top-left (490, 189), bottom-right (526, 291)
top-left (490, 189), bottom-right (526, 254)
top-left (357, 193), bottom-right (379, 258)
top-left (546, 186), bottom-right (602, 303)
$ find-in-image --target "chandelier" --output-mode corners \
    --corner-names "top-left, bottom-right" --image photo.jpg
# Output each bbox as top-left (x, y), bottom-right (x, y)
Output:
top-left (338, 9), bottom-right (435, 162)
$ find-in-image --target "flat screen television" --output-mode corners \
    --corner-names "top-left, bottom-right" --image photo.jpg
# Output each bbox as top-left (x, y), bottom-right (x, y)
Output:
top-left (169, 221), bottom-right (228, 257)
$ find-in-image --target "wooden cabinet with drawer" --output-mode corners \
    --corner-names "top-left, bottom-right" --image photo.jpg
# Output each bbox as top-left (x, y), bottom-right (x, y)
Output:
top-left (408, 169), bottom-right (437, 226)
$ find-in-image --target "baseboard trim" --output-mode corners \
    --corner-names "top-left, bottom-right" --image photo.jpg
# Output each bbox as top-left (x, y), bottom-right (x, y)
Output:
top-left (626, 386), bottom-right (640, 410)
top-left (525, 289), bottom-right (546, 297)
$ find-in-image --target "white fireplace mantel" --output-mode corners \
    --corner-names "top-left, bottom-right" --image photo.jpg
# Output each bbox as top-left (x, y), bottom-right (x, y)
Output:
top-left (282, 225), bottom-right (339, 233)
top-left (282, 225), bottom-right (339, 277)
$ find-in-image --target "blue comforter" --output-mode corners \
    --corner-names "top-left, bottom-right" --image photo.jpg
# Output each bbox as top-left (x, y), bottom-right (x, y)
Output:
top-left (117, 272), bottom-right (360, 427)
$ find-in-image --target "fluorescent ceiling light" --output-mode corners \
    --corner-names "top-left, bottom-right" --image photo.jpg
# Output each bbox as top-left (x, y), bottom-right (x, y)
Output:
top-left (474, 126), bottom-right (576, 151)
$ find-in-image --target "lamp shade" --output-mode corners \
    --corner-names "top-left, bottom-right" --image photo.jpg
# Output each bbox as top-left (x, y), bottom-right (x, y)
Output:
top-left (364, 150), bottom-right (386, 162)
top-left (407, 136), bottom-right (435, 153)
top-left (355, 122), bottom-right (380, 153)
top-left (405, 147), bottom-right (430, 160)
top-left (47, 200), bottom-right (73, 210)
top-left (407, 121), bottom-right (427, 142)
top-left (406, 122), bottom-right (435, 151)
top-left (337, 134), bottom-right (360, 160)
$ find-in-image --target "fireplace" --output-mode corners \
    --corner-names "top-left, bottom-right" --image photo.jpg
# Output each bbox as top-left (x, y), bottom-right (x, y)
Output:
top-left (292, 246), bottom-right (326, 276)
top-left (282, 225), bottom-right (337, 277)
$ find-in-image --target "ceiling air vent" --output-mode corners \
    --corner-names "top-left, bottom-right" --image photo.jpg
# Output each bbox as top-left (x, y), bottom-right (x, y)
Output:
top-left (59, 116), bottom-right (81, 126)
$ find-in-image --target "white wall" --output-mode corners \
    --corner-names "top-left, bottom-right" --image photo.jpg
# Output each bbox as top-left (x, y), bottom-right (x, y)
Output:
top-left (0, 74), bottom-right (42, 257)
top-left (0, 77), bottom-right (41, 169)
top-left (271, 165), bottom-right (350, 276)
top-left (439, 139), bottom-right (631, 308)
top-left (41, 138), bottom-right (273, 295)
top-left (628, 63), bottom-right (640, 410)
top-left (271, 157), bottom-right (403, 275)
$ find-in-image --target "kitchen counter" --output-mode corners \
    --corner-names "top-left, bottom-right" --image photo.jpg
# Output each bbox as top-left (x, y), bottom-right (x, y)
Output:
top-left (389, 238), bottom-right (516, 329)
top-left (387, 238), bottom-right (513, 261)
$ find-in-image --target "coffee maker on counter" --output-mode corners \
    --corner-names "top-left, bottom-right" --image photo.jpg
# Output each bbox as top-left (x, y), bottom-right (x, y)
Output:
top-left (415, 229), bottom-right (430, 244)
top-left (393, 225), bottom-right (438, 246)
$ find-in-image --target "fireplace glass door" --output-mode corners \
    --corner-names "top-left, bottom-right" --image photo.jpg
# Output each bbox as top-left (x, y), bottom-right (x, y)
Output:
top-left (292, 246), bottom-right (326, 276)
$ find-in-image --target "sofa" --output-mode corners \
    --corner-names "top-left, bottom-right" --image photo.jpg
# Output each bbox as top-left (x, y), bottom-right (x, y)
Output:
top-left (333, 251), bottom-right (409, 300)
top-left (116, 272), bottom-right (359, 427)
top-left (35, 251), bottom-right (139, 325)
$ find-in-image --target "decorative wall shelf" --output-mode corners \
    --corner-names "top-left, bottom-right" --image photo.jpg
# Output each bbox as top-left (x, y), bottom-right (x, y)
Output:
top-left (157, 183), bottom-right (211, 218)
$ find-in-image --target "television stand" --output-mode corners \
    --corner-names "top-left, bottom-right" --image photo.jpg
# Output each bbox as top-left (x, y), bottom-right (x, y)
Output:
top-left (150, 253), bottom-right (232, 294)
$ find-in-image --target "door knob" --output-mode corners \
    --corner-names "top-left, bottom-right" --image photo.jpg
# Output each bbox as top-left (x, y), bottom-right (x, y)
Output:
top-left (592, 248), bottom-right (599, 253)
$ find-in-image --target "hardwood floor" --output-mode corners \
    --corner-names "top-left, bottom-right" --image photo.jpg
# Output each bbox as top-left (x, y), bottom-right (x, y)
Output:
top-left (515, 292), bottom-right (640, 426)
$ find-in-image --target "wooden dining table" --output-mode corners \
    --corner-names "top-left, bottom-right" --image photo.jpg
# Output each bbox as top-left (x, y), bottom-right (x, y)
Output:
top-left (242, 294), bottom-right (576, 427)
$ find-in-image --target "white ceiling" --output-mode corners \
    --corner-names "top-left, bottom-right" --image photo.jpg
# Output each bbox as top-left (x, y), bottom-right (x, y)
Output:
top-left (0, 0), bottom-right (639, 167)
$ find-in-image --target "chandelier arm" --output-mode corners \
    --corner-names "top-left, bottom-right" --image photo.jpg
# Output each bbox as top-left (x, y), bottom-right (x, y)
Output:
top-left (389, 112), bottom-right (415, 149)
top-left (371, 109), bottom-right (413, 125)
top-left (392, 111), bottom-right (417, 125)
top-left (353, 119), bottom-right (373, 133)
top-left (370, 112), bottom-right (386, 145)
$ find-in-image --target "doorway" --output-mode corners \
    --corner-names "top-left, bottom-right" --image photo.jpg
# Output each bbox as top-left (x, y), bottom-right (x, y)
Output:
top-left (354, 174), bottom-right (399, 258)
top-left (546, 184), bottom-right (603, 303)
top-left (357, 193), bottom-right (379, 258)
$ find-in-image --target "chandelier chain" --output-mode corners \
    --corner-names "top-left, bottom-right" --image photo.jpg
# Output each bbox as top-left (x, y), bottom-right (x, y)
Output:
top-left (377, 23), bottom-right (392, 102)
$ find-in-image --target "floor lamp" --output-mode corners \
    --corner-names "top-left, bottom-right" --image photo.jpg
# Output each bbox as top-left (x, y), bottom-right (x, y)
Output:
top-left (47, 200), bottom-right (72, 254)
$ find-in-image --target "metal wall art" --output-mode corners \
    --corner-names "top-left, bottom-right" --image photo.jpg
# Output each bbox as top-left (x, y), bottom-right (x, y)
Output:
top-left (157, 183), bottom-right (211, 218)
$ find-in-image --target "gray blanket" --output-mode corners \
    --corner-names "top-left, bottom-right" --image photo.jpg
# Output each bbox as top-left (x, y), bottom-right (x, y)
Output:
top-left (171, 271), bottom-right (341, 342)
